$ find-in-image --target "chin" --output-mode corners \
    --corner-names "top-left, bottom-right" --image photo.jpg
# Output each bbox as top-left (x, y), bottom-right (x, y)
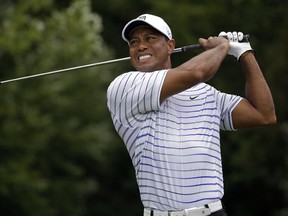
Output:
top-left (134, 65), bottom-right (154, 72)
top-left (137, 68), bottom-right (154, 72)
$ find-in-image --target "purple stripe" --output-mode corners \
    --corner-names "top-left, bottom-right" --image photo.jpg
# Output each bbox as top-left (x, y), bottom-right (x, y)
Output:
top-left (140, 169), bottom-right (223, 180)
top-left (140, 161), bottom-right (222, 172)
top-left (142, 152), bottom-right (221, 163)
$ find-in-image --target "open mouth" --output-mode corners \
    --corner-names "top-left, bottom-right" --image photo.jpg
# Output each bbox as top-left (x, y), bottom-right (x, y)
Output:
top-left (138, 54), bottom-right (152, 62)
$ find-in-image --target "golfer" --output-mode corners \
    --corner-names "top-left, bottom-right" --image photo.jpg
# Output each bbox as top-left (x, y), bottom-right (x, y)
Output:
top-left (107, 14), bottom-right (276, 216)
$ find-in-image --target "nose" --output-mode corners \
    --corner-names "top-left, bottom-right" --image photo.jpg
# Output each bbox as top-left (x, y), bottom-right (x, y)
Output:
top-left (137, 39), bottom-right (148, 51)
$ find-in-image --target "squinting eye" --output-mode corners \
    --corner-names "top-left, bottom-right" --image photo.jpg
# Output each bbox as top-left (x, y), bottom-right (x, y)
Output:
top-left (146, 35), bottom-right (156, 41)
top-left (129, 39), bottom-right (138, 46)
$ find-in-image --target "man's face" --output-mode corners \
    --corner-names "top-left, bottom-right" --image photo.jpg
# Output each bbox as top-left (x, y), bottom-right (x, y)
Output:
top-left (128, 26), bottom-right (175, 72)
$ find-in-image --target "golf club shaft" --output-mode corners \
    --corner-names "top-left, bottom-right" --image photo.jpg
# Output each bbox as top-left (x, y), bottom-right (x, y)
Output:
top-left (0, 56), bottom-right (131, 85)
top-left (0, 34), bottom-right (249, 85)
top-left (0, 44), bottom-right (201, 85)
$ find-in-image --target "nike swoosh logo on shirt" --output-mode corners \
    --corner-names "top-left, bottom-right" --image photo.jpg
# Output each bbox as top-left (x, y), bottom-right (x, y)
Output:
top-left (190, 95), bottom-right (199, 100)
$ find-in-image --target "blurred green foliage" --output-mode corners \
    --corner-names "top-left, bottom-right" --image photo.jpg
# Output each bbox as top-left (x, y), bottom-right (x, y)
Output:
top-left (0, 0), bottom-right (287, 215)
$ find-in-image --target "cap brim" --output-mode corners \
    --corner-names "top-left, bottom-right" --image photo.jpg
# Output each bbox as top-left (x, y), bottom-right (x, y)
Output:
top-left (123, 20), bottom-right (149, 42)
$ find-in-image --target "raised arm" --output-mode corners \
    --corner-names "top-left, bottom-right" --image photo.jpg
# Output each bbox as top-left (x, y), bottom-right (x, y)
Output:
top-left (160, 36), bottom-right (229, 102)
top-left (232, 52), bottom-right (276, 128)
top-left (219, 31), bottom-right (276, 128)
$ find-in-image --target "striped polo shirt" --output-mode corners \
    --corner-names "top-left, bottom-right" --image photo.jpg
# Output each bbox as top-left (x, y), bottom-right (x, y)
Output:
top-left (107, 69), bottom-right (242, 211)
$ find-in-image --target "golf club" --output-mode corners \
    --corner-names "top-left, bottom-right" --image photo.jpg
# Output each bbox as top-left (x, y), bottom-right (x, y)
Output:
top-left (0, 34), bottom-right (249, 85)
top-left (0, 44), bottom-right (202, 85)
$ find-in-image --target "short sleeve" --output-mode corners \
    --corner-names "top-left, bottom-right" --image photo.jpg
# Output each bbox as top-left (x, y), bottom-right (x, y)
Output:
top-left (215, 90), bottom-right (243, 131)
top-left (107, 70), bottom-right (168, 127)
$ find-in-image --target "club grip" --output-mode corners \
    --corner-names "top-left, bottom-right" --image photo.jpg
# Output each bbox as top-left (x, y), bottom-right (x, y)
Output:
top-left (173, 34), bottom-right (250, 54)
top-left (181, 44), bottom-right (202, 52)
top-left (240, 34), bottom-right (250, 42)
top-left (221, 33), bottom-right (250, 42)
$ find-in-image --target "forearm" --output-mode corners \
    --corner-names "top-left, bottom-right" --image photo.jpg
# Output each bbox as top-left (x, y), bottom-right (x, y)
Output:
top-left (178, 42), bottom-right (229, 84)
top-left (240, 52), bottom-right (276, 124)
top-left (160, 42), bottom-right (228, 102)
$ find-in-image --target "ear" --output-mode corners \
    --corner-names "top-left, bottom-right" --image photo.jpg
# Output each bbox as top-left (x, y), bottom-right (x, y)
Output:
top-left (167, 39), bottom-right (175, 55)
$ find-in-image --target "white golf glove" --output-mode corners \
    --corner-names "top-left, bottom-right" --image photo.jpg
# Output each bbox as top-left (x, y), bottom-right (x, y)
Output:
top-left (219, 31), bottom-right (253, 60)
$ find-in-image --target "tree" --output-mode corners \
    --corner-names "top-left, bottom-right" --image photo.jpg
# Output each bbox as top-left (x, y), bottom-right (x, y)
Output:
top-left (0, 0), bottom-right (131, 215)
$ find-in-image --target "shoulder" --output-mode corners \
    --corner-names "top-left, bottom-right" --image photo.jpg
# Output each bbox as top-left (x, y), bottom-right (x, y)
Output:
top-left (110, 71), bottom-right (142, 84)
top-left (108, 70), bottom-right (168, 90)
top-left (108, 71), bottom-right (141, 92)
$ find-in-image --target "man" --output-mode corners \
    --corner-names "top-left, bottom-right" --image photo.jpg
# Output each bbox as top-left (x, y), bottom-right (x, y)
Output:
top-left (106, 14), bottom-right (276, 216)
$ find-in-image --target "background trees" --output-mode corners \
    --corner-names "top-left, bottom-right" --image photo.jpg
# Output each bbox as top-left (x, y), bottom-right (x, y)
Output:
top-left (0, 0), bottom-right (287, 215)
